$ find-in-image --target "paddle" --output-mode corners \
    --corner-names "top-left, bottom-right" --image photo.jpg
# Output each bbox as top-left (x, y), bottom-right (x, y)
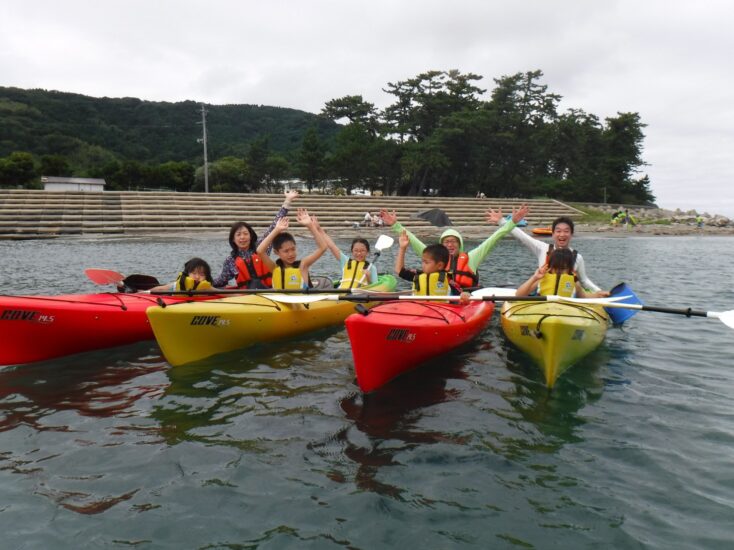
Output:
top-left (250, 290), bottom-right (631, 306)
top-left (598, 301), bottom-right (734, 329)
top-left (471, 286), bottom-right (734, 330)
top-left (85, 268), bottom-right (160, 292)
top-left (85, 268), bottom-right (125, 285)
top-left (356, 234), bottom-right (394, 285)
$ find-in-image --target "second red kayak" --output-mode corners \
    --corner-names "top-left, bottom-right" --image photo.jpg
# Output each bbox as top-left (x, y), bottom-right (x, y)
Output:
top-left (345, 300), bottom-right (495, 392)
top-left (0, 292), bottom-right (217, 366)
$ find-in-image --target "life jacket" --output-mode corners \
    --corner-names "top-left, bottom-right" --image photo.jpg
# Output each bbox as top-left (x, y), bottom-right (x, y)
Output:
top-left (339, 259), bottom-right (370, 289)
top-left (412, 271), bottom-right (451, 297)
top-left (545, 244), bottom-right (578, 267)
top-left (448, 252), bottom-right (478, 288)
top-left (234, 253), bottom-right (272, 289)
top-left (174, 273), bottom-right (213, 292)
top-left (539, 272), bottom-right (577, 298)
top-left (272, 260), bottom-right (306, 290)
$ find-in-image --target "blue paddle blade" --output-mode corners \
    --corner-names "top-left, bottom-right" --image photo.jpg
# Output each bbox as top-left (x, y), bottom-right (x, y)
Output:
top-left (606, 282), bottom-right (643, 324)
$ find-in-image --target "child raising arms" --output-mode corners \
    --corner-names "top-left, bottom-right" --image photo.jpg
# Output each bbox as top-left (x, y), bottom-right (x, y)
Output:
top-left (395, 230), bottom-right (469, 303)
top-left (300, 208), bottom-right (378, 289)
top-left (256, 213), bottom-right (327, 290)
top-left (516, 247), bottom-right (607, 298)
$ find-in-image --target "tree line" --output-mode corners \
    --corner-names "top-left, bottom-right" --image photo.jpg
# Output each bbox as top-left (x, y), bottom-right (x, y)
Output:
top-left (0, 71), bottom-right (654, 203)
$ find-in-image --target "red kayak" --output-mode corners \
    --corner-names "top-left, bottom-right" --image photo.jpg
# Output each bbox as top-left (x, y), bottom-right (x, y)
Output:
top-left (345, 300), bottom-right (495, 392)
top-left (0, 292), bottom-right (216, 366)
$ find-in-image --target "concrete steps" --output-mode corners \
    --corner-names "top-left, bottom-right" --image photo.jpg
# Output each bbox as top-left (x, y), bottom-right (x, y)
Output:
top-left (0, 190), bottom-right (584, 239)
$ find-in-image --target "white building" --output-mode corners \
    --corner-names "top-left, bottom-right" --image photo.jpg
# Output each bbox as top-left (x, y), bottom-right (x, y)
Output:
top-left (42, 176), bottom-right (106, 192)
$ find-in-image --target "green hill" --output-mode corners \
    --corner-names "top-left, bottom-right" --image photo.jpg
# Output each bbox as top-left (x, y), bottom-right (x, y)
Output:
top-left (0, 86), bottom-right (338, 169)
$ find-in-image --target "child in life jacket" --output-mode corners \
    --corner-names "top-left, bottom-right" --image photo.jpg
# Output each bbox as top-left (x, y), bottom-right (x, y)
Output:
top-left (515, 248), bottom-right (588, 298)
top-left (395, 230), bottom-right (469, 303)
top-left (212, 190), bottom-right (299, 288)
top-left (256, 214), bottom-right (327, 290)
top-left (299, 208), bottom-right (378, 289)
top-left (149, 257), bottom-right (214, 293)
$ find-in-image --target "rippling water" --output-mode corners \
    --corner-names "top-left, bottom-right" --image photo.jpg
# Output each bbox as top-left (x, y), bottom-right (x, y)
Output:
top-left (1, 234), bottom-right (733, 548)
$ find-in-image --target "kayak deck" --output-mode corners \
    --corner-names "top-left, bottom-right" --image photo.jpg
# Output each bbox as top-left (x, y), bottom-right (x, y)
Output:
top-left (500, 300), bottom-right (608, 387)
top-left (147, 275), bottom-right (397, 366)
top-left (0, 292), bottom-right (209, 366)
top-left (346, 299), bottom-right (495, 392)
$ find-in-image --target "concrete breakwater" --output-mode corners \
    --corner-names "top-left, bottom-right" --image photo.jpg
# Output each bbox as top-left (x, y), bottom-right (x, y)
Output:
top-left (0, 190), bottom-right (583, 240)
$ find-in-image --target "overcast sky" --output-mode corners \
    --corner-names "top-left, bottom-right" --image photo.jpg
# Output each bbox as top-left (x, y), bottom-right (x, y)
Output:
top-left (2, 1), bottom-right (732, 216)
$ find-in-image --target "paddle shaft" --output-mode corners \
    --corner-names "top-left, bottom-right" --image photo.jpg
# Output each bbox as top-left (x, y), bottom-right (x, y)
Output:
top-left (601, 302), bottom-right (713, 318)
top-left (151, 288), bottom-right (357, 296)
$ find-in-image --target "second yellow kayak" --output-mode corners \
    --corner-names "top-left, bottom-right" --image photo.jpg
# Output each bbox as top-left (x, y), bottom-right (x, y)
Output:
top-left (501, 300), bottom-right (609, 387)
top-left (148, 275), bottom-right (397, 366)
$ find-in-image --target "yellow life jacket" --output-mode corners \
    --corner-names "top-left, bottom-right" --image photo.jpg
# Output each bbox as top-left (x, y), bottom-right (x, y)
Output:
top-left (539, 272), bottom-right (576, 298)
top-left (272, 260), bottom-right (305, 290)
top-left (339, 259), bottom-right (370, 289)
top-left (174, 273), bottom-right (213, 292)
top-left (412, 271), bottom-right (451, 296)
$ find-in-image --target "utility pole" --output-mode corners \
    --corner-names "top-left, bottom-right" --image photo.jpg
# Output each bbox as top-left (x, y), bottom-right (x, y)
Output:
top-left (197, 105), bottom-right (209, 193)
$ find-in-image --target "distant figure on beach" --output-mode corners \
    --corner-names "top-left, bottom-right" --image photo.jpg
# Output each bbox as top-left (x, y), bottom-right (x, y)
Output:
top-left (696, 215), bottom-right (704, 228)
top-left (363, 212), bottom-right (373, 227)
top-left (622, 209), bottom-right (636, 230)
top-left (476, 191), bottom-right (486, 199)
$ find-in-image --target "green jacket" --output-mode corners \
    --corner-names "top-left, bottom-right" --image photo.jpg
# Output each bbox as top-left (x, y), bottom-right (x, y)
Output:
top-left (390, 221), bottom-right (516, 272)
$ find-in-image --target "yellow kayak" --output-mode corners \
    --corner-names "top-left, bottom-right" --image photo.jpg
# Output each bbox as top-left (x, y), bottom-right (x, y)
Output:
top-left (500, 300), bottom-right (609, 387)
top-left (148, 275), bottom-right (397, 366)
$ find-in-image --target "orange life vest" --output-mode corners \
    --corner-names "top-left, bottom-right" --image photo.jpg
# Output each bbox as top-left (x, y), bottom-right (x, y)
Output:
top-left (448, 252), bottom-right (478, 288)
top-left (234, 254), bottom-right (272, 289)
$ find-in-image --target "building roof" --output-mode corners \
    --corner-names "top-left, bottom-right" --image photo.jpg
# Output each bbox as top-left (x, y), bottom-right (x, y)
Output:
top-left (41, 176), bottom-right (106, 186)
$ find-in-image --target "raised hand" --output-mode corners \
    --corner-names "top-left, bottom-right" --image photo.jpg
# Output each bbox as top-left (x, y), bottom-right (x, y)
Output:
top-left (380, 209), bottom-right (398, 226)
top-left (532, 264), bottom-right (548, 282)
top-left (296, 207), bottom-right (313, 226)
top-left (398, 229), bottom-right (410, 249)
top-left (284, 189), bottom-right (300, 203)
top-left (512, 203), bottom-right (529, 224)
top-left (274, 216), bottom-right (289, 232)
top-left (485, 207), bottom-right (503, 225)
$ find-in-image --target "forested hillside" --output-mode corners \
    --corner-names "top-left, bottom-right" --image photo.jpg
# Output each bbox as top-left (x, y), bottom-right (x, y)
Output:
top-left (0, 87), bottom-right (337, 189)
top-left (0, 71), bottom-right (655, 203)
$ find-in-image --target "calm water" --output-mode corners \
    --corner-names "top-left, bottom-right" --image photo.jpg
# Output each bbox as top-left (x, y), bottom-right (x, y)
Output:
top-left (0, 234), bottom-right (733, 549)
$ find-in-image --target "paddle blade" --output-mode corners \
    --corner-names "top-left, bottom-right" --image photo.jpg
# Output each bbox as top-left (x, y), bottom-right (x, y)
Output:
top-left (85, 268), bottom-right (125, 285)
top-left (123, 274), bottom-right (161, 291)
top-left (471, 287), bottom-right (517, 298)
top-left (260, 293), bottom-right (341, 304)
top-left (605, 282), bottom-right (643, 324)
top-left (713, 310), bottom-right (734, 329)
top-left (375, 234), bottom-right (394, 252)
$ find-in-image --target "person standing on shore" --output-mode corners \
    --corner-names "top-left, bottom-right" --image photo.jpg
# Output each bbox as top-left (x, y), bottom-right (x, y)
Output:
top-left (492, 213), bottom-right (609, 297)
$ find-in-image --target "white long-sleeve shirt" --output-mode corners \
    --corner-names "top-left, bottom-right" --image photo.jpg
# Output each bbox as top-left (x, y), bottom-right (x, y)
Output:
top-left (507, 226), bottom-right (601, 292)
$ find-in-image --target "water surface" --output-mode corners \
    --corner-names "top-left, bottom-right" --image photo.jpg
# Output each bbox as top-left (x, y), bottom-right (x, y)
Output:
top-left (0, 234), bottom-right (732, 548)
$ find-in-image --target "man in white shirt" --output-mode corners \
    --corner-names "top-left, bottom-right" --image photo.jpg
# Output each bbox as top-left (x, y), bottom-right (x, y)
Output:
top-left (491, 212), bottom-right (609, 297)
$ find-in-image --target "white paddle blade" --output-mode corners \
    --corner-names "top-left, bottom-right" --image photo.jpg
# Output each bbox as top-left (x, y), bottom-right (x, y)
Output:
top-left (260, 293), bottom-right (341, 304)
top-left (550, 295), bottom-right (635, 306)
top-left (711, 310), bottom-right (734, 329)
top-left (471, 287), bottom-right (517, 298)
top-left (375, 234), bottom-right (394, 252)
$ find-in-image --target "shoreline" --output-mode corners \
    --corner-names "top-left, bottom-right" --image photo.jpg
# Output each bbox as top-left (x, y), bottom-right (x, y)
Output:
top-left (298, 223), bottom-right (734, 240)
top-left (9, 222), bottom-right (732, 243)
